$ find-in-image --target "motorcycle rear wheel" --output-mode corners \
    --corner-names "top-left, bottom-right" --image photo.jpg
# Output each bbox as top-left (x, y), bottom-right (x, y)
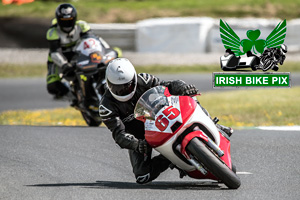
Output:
top-left (81, 111), bottom-right (102, 127)
top-left (186, 138), bottom-right (241, 189)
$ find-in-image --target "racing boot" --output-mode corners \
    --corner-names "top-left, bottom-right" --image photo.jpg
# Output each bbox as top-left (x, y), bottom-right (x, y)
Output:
top-left (216, 124), bottom-right (233, 137)
top-left (169, 163), bottom-right (187, 178)
top-left (70, 98), bottom-right (78, 108)
top-left (251, 65), bottom-right (258, 71)
top-left (272, 65), bottom-right (279, 71)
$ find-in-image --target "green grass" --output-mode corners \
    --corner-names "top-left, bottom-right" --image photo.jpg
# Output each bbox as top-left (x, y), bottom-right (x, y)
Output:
top-left (1, 86), bottom-right (299, 127)
top-left (199, 86), bottom-right (300, 127)
top-left (0, 107), bottom-right (87, 126)
top-left (1, 0), bottom-right (300, 23)
top-left (1, 62), bottom-right (299, 78)
top-left (1, 61), bottom-right (298, 127)
top-left (1, 63), bottom-right (47, 78)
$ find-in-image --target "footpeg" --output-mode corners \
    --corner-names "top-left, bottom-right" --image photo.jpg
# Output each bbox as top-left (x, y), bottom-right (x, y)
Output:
top-left (213, 117), bottom-right (219, 124)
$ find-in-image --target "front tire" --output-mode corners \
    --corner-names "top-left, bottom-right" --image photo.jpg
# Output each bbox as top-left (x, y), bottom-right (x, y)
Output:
top-left (186, 138), bottom-right (241, 189)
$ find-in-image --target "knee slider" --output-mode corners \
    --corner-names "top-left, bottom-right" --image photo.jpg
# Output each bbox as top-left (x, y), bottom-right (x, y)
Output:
top-left (136, 173), bottom-right (151, 184)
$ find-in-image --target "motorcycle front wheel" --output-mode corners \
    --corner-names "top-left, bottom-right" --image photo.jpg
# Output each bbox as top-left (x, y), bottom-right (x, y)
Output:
top-left (81, 111), bottom-right (102, 127)
top-left (186, 138), bottom-right (241, 189)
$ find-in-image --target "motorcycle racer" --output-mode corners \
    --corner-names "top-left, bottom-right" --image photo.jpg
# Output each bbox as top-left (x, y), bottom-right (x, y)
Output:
top-left (256, 44), bottom-right (287, 71)
top-left (46, 3), bottom-right (118, 98)
top-left (99, 58), bottom-right (232, 184)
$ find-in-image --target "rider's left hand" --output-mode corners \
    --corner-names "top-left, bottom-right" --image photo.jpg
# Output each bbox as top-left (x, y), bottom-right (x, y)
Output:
top-left (168, 80), bottom-right (198, 96)
top-left (183, 84), bottom-right (198, 96)
top-left (137, 139), bottom-right (152, 154)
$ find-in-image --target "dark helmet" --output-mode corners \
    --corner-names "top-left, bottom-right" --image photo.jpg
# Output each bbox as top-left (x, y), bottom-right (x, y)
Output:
top-left (55, 3), bottom-right (77, 33)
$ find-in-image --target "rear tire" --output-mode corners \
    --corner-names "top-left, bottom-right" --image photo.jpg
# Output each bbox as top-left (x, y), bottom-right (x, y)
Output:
top-left (81, 111), bottom-right (102, 127)
top-left (186, 138), bottom-right (241, 189)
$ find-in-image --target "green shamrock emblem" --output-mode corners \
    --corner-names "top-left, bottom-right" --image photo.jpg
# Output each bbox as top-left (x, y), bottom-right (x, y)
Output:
top-left (219, 19), bottom-right (286, 57)
top-left (241, 30), bottom-right (266, 54)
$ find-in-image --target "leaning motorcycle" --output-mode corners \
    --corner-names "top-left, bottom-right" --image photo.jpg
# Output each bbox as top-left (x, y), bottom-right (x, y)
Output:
top-left (62, 36), bottom-right (118, 126)
top-left (134, 86), bottom-right (241, 189)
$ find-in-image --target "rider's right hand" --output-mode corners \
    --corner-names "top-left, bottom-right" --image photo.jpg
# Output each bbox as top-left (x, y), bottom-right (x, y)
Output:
top-left (62, 63), bottom-right (74, 75)
top-left (136, 139), bottom-right (151, 154)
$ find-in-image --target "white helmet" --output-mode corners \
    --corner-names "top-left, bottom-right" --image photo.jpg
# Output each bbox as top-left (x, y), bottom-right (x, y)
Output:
top-left (106, 58), bottom-right (137, 102)
top-left (280, 44), bottom-right (287, 54)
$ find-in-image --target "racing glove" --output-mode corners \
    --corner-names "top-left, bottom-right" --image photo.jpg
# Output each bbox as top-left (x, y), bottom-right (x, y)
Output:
top-left (167, 80), bottom-right (198, 96)
top-left (183, 84), bottom-right (198, 96)
top-left (61, 63), bottom-right (75, 78)
top-left (62, 63), bottom-right (73, 74)
top-left (136, 139), bottom-right (152, 154)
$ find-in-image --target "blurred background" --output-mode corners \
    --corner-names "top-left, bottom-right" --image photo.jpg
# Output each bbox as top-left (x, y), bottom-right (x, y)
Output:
top-left (1, 0), bottom-right (300, 52)
top-left (0, 0), bottom-right (299, 126)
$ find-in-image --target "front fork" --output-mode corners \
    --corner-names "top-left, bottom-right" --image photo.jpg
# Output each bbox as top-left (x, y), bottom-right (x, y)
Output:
top-left (92, 79), bottom-right (105, 102)
top-left (176, 144), bottom-right (208, 175)
top-left (77, 73), bottom-right (103, 104)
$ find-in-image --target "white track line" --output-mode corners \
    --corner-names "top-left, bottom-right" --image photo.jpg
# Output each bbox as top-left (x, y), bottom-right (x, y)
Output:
top-left (257, 126), bottom-right (300, 131)
top-left (237, 172), bottom-right (253, 175)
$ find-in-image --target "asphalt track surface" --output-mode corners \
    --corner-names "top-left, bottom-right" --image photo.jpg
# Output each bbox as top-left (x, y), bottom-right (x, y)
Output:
top-left (1, 73), bottom-right (300, 112)
top-left (1, 75), bottom-right (300, 199)
top-left (0, 74), bottom-right (214, 112)
top-left (1, 126), bottom-right (300, 200)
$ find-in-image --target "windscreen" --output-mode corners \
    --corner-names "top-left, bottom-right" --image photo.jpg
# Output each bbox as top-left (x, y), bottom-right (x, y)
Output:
top-left (134, 86), bottom-right (169, 121)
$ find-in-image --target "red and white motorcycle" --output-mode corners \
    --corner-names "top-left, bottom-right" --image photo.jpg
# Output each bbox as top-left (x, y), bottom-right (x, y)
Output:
top-left (134, 86), bottom-right (241, 189)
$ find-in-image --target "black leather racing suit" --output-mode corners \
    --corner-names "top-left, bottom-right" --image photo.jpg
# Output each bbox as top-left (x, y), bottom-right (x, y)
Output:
top-left (99, 73), bottom-right (184, 184)
top-left (259, 47), bottom-right (286, 71)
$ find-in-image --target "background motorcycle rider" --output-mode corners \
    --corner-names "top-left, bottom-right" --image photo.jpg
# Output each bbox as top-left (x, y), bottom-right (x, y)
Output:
top-left (99, 58), bottom-right (232, 184)
top-left (46, 3), bottom-right (118, 103)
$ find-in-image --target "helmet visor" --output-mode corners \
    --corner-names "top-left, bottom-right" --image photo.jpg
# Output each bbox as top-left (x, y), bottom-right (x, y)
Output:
top-left (58, 18), bottom-right (75, 32)
top-left (107, 75), bottom-right (136, 96)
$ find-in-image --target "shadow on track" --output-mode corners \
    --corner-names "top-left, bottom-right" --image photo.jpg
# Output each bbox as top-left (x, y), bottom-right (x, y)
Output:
top-left (26, 180), bottom-right (224, 190)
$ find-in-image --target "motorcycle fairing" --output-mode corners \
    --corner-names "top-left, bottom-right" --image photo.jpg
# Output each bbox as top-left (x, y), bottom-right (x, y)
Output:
top-left (218, 132), bottom-right (232, 169)
top-left (75, 38), bottom-right (103, 73)
top-left (148, 96), bottom-right (227, 172)
top-left (76, 55), bottom-right (101, 73)
top-left (220, 54), bottom-right (260, 71)
top-left (103, 50), bottom-right (118, 64)
top-left (134, 86), bottom-right (235, 182)
top-left (144, 96), bottom-right (182, 147)
top-left (77, 60), bottom-right (89, 66)
top-left (183, 103), bottom-right (221, 146)
top-left (75, 38), bottom-right (103, 56)
top-left (178, 102), bottom-right (232, 169)
top-left (144, 95), bottom-right (198, 147)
